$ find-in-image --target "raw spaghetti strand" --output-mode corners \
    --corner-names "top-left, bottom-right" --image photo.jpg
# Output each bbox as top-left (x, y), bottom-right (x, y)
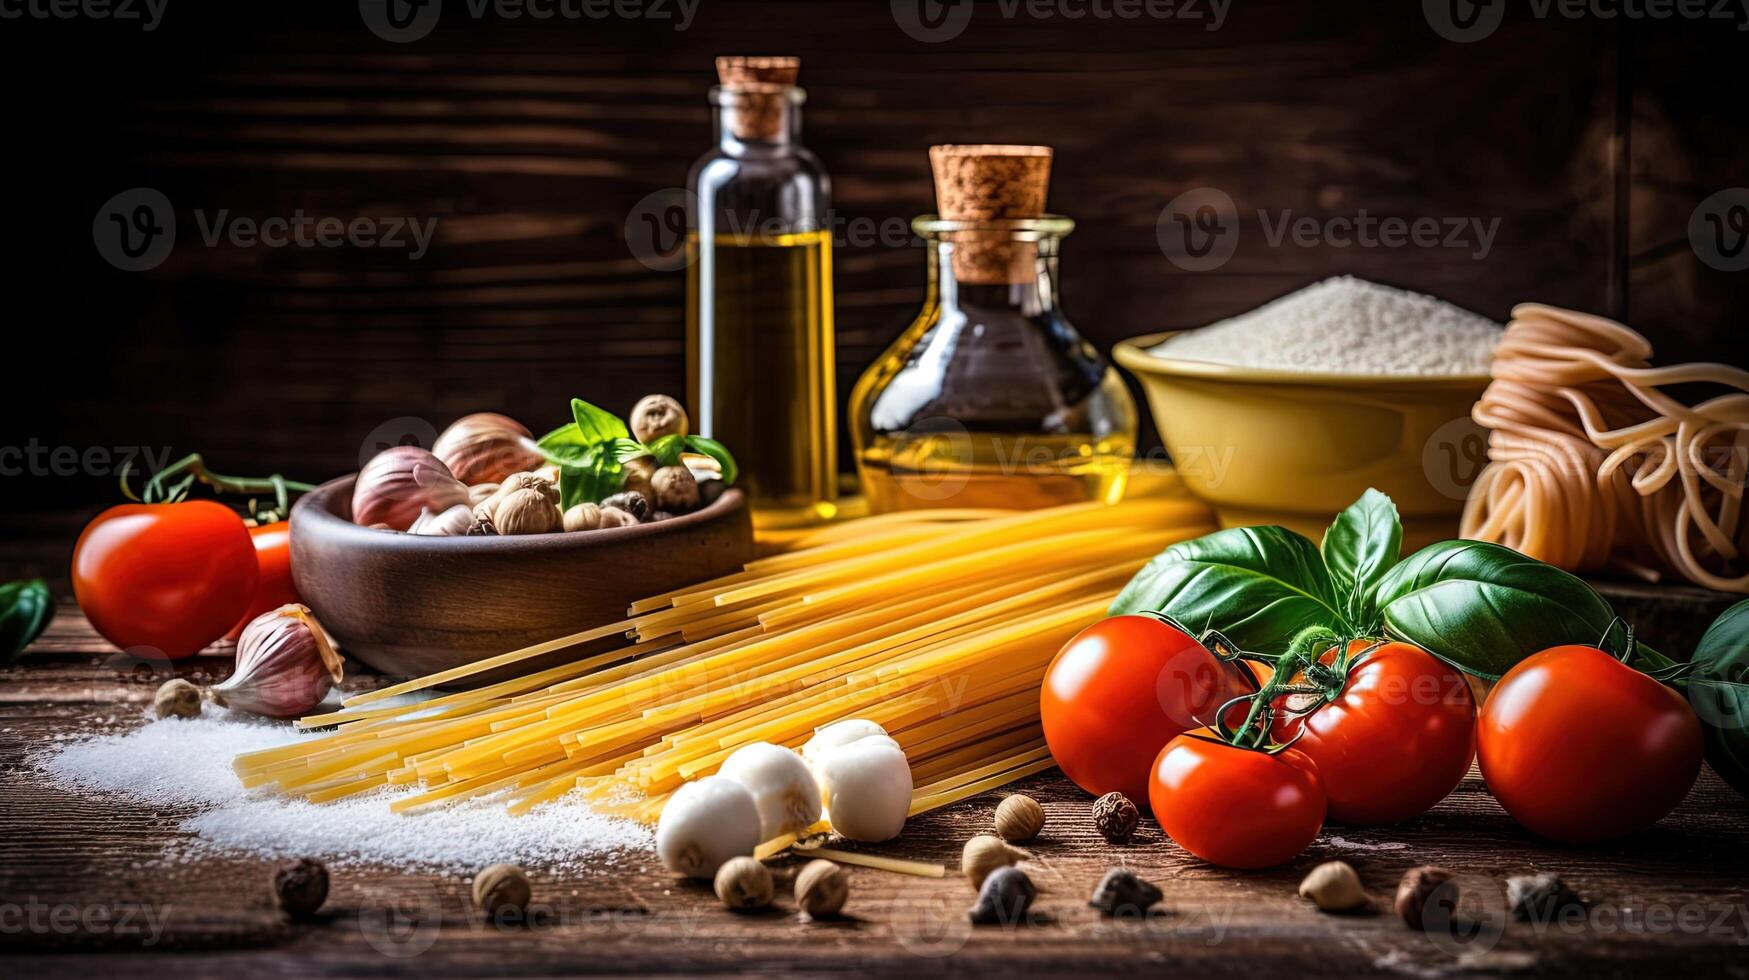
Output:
top-left (1462, 303), bottom-right (1749, 592)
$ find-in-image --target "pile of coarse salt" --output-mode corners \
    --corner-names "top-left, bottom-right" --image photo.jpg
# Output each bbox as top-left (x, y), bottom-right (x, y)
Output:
top-left (1151, 276), bottom-right (1500, 376)
top-left (35, 706), bottom-right (650, 870)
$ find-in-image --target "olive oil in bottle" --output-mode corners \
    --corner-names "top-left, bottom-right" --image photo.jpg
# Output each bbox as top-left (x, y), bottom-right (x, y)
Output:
top-left (686, 57), bottom-right (838, 524)
top-left (686, 228), bottom-right (836, 516)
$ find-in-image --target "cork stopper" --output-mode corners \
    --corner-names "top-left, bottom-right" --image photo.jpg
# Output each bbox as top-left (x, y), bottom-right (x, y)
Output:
top-left (929, 145), bottom-right (1053, 284)
top-left (716, 56), bottom-right (800, 142)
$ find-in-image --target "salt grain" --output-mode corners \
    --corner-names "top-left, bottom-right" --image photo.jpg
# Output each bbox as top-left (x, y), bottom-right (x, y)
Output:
top-left (1151, 276), bottom-right (1500, 376)
top-left (34, 709), bottom-right (651, 871)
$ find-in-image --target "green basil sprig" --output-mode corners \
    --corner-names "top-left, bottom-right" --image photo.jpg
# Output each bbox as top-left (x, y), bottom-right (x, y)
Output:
top-left (1113, 488), bottom-right (1665, 680)
top-left (1, 579), bottom-right (53, 664)
top-left (1689, 600), bottom-right (1749, 799)
top-left (535, 397), bottom-right (739, 510)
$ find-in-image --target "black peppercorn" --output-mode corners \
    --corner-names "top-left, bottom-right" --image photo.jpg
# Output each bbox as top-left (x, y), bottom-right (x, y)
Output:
top-left (1092, 792), bottom-right (1139, 844)
top-left (601, 491), bottom-right (650, 520)
top-left (272, 858), bottom-right (329, 919)
top-left (1394, 866), bottom-right (1456, 930)
top-left (1088, 867), bottom-right (1162, 916)
top-left (968, 866), bottom-right (1035, 926)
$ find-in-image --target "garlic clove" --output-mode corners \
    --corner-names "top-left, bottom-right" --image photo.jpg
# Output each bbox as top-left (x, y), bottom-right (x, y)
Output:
top-left (212, 604), bottom-right (343, 718)
top-left (656, 775), bottom-right (762, 878)
top-left (352, 447), bottom-right (469, 531)
top-left (717, 742), bottom-right (822, 841)
top-left (801, 719), bottom-right (890, 765)
top-left (814, 737), bottom-right (912, 843)
top-left (408, 504), bottom-right (475, 536)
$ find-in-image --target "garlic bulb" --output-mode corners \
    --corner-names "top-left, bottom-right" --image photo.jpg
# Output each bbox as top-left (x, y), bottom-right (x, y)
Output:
top-left (407, 504), bottom-right (475, 536)
top-left (352, 446), bottom-right (469, 531)
top-left (433, 413), bottom-right (544, 486)
top-left (808, 726), bottom-right (912, 843)
top-left (212, 604), bottom-right (343, 718)
top-left (656, 776), bottom-right (762, 878)
top-left (717, 742), bottom-right (822, 841)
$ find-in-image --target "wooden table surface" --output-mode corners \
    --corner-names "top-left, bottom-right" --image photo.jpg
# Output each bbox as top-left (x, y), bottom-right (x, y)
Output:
top-left (3, 605), bottom-right (1747, 978)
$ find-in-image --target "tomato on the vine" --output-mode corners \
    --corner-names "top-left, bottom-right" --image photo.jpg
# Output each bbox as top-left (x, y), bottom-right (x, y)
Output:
top-left (224, 521), bottom-right (301, 641)
top-left (1041, 614), bottom-right (1258, 804)
top-left (73, 501), bottom-right (258, 659)
top-left (1149, 732), bottom-right (1325, 868)
top-left (1477, 644), bottom-right (1702, 844)
top-left (1270, 640), bottom-right (1475, 825)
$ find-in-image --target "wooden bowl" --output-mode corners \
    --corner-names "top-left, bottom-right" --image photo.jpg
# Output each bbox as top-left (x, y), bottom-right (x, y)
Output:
top-left (289, 476), bottom-right (753, 682)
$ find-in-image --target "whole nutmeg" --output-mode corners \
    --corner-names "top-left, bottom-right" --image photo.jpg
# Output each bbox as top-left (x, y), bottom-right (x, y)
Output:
top-left (601, 490), bottom-right (650, 521)
top-left (1395, 866), bottom-right (1456, 930)
top-left (713, 856), bottom-right (773, 910)
top-left (492, 487), bottom-right (563, 535)
top-left (994, 794), bottom-right (1045, 842)
top-left (272, 858), bottom-right (329, 918)
top-left (794, 859), bottom-right (848, 919)
top-left (1092, 791), bottom-right (1140, 844)
top-left (562, 502), bottom-right (603, 532)
top-left (352, 446), bottom-right (469, 531)
top-left (598, 506), bottom-right (639, 529)
top-left (1299, 861), bottom-right (1370, 912)
top-left (154, 678), bottom-right (202, 719)
top-left (621, 456), bottom-right (656, 505)
top-left (472, 863), bottom-right (532, 920)
top-left (961, 834), bottom-right (1028, 890)
top-left (630, 394), bottom-right (688, 444)
top-left (211, 605), bottom-right (343, 718)
top-left (433, 413), bottom-right (543, 486)
top-left (652, 465), bottom-right (700, 513)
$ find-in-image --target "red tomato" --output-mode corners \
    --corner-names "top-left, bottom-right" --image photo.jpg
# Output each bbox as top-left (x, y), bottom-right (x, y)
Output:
top-left (224, 521), bottom-right (301, 641)
top-left (1041, 615), bottom-right (1258, 804)
top-left (1271, 641), bottom-right (1475, 825)
top-left (1477, 645), bottom-right (1703, 844)
top-left (1149, 733), bottom-right (1326, 868)
top-left (73, 501), bottom-right (258, 659)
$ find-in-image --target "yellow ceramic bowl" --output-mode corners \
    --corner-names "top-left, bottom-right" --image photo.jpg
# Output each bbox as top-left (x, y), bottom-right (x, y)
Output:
top-left (1112, 332), bottom-right (1491, 549)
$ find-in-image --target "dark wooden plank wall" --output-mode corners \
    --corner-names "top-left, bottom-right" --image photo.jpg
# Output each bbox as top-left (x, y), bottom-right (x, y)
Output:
top-left (0, 3), bottom-right (1742, 514)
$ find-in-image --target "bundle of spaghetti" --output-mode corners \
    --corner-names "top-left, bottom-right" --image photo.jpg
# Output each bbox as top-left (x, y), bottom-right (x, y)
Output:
top-left (233, 488), bottom-right (1218, 828)
top-left (1463, 303), bottom-right (1749, 592)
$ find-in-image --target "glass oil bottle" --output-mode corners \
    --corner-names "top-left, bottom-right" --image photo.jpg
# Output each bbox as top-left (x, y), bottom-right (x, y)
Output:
top-left (686, 56), bottom-right (837, 525)
top-left (850, 145), bottom-right (1136, 512)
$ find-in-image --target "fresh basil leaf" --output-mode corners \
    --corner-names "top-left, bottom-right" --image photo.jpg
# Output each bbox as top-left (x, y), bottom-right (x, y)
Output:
top-left (571, 398), bottom-right (630, 444)
top-left (609, 438), bottom-right (652, 464)
top-left (1321, 488), bottom-right (1402, 630)
top-left (1, 578), bottom-right (53, 664)
top-left (646, 434), bottom-right (685, 468)
top-left (557, 448), bottom-right (623, 511)
top-left (1375, 540), bottom-right (1618, 680)
top-left (1109, 525), bottom-right (1348, 655)
top-left (683, 435), bottom-right (739, 486)
top-left (537, 422), bottom-right (587, 451)
top-left (1689, 599), bottom-right (1749, 799)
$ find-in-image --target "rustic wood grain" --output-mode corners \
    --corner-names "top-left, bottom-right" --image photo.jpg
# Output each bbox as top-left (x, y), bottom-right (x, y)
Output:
top-left (3, 607), bottom-right (1748, 976)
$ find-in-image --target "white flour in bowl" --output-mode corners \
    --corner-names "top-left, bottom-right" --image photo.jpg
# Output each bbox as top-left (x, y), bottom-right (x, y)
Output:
top-left (1150, 276), bottom-right (1500, 375)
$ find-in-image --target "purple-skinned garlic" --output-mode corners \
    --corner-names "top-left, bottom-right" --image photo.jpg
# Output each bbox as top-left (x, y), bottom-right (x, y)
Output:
top-left (212, 604), bottom-right (343, 718)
